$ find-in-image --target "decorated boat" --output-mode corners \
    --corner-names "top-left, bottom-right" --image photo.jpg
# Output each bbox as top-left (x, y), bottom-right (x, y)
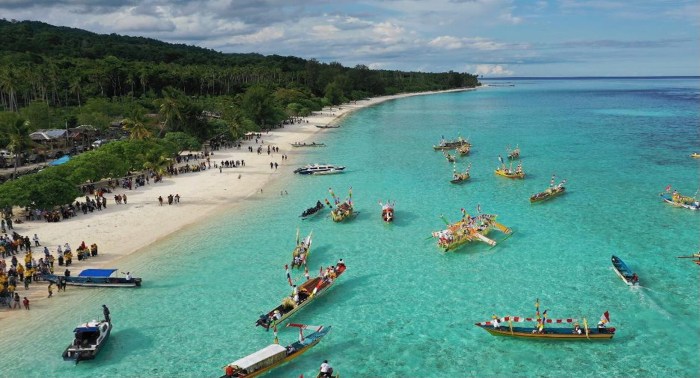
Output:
top-left (690, 152), bottom-right (700, 158)
top-left (255, 262), bottom-right (347, 330)
top-left (291, 142), bottom-right (326, 148)
top-left (659, 187), bottom-right (700, 210)
top-left (379, 200), bottom-right (395, 222)
top-left (294, 164), bottom-right (346, 175)
top-left (450, 163), bottom-right (471, 184)
top-left (507, 145), bottom-right (520, 160)
top-left (677, 252), bottom-right (700, 265)
top-left (42, 269), bottom-right (141, 288)
top-left (300, 201), bottom-right (325, 219)
top-left (475, 300), bottom-right (615, 340)
top-left (221, 324), bottom-right (331, 378)
top-left (457, 144), bottom-right (471, 156)
top-left (611, 255), bottom-right (639, 286)
top-left (327, 187), bottom-right (355, 222)
top-left (433, 136), bottom-right (471, 150)
top-left (495, 156), bottom-right (524, 179)
top-left (291, 229), bottom-right (313, 269)
top-left (432, 208), bottom-right (512, 252)
top-left (444, 152), bottom-right (456, 162)
top-left (62, 319), bottom-right (112, 364)
top-left (530, 175), bottom-right (566, 203)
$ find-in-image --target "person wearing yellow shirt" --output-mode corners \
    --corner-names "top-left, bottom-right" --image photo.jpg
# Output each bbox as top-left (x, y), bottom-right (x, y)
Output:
top-left (17, 264), bottom-right (24, 282)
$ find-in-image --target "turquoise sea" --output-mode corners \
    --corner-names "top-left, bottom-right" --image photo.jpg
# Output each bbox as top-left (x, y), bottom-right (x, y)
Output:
top-left (1, 77), bottom-right (699, 377)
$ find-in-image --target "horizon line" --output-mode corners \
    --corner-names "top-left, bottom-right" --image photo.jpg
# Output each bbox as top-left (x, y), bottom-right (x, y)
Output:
top-left (480, 76), bottom-right (700, 80)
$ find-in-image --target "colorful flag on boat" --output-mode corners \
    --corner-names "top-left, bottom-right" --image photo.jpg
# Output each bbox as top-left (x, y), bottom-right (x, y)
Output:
top-left (600, 311), bottom-right (610, 324)
top-left (665, 185), bottom-right (671, 192)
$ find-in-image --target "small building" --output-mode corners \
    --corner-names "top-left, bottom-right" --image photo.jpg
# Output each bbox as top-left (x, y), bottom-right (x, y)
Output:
top-left (29, 129), bottom-right (68, 148)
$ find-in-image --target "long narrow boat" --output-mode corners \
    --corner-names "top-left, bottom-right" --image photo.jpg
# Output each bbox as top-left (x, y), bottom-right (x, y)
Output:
top-left (659, 189), bottom-right (700, 210)
top-left (42, 269), bottom-right (142, 288)
top-left (450, 164), bottom-right (471, 184)
top-left (495, 165), bottom-right (524, 179)
top-left (432, 210), bottom-right (512, 252)
top-left (316, 125), bottom-right (339, 129)
top-left (475, 302), bottom-right (615, 340)
top-left (690, 152), bottom-right (700, 158)
top-left (255, 262), bottom-right (347, 330)
top-left (291, 142), bottom-right (326, 147)
top-left (530, 175), bottom-right (566, 203)
top-left (62, 319), bottom-right (112, 364)
top-left (300, 201), bottom-right (325, 219)
top-left (220, 324), bottom-right (330, 378)
top-left (291, 230), bottom-right (312, 269)
top-left (611, 255), bottom-right (639, 285)
top-left (433, 137), bottom-right (471, 150)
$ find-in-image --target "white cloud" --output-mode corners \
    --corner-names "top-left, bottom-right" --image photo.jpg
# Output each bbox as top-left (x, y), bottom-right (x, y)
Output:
top-left (429, 36), bottom-right (463, 49)
top-left (473, 64), bottom-right (514, 76)
top-left (228, 26), bottom-right (284, 45)
top-left (372, 21), bottom-right (406, 44)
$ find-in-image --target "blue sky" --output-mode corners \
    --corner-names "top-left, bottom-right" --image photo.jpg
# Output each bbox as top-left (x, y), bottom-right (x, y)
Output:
top-left (1, 0), bottom-right (698, 76)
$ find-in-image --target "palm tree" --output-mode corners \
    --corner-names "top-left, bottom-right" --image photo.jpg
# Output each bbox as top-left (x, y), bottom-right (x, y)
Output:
top-left (122, 110), bottom-right (152, 140)
top-left (5, 118), bottom-right (33, 179)
top-left (142, 152), bottom-right (170, 178)
top-left (157, 88), bottom-right (183, 136)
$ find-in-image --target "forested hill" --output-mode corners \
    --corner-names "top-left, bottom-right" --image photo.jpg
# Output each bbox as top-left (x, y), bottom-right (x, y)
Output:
top-left (0, 19), bottom-right (267, 66)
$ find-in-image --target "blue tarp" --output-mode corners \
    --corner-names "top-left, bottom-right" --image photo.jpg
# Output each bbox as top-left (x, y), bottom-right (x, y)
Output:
top-left (49, 155), bottom-right (70, 166)
top-left (78, 269), bottom-right (117, 277)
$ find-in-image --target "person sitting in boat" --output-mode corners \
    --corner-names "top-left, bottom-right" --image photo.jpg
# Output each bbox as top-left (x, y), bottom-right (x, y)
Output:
top-left (491, 316), bottom-right (501, 330)
top-left (319, 360), bottom-right (334, 378)
top-left (597, 320), bottom-right (607, 333)
top-left (293, 255), bottom-right (302, 266)
top-left (515, 163), bottom-right (523, 174)
top-left (316, 200), bottom-right (323, 209)
top-left (273, 309), bottom-right (282, 320)
top-left (631, 273), bottom-right (639, 284)
top-left (573, 324), bottom-right (582, 335)
top-left (337, 259), bottom-right (345, 269)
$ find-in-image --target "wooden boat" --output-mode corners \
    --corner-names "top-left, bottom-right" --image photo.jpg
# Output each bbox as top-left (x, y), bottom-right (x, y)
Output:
top-left (450, 164), bottom-right (471, 184)
top-left (380, 200), bottom-right (395, 222)
top-left (327, 187), bottom-right (355, 222)
top-left (62, 319), bottom-right (112, 364)
top-left (433, 137), bottom-right (470, 150)
top-left (530, 175), bottom-right (566, 203)
top-left (457, 144), bottom-right (471, 156)
top-left (677, 253), bottom-right (700, 265)
top-left (432, 209), bottom-right (512, 252)
top-left (255, 262), bottom-right (347, 330)
top-left (444, 152), bottom-right (456, 162)
top-left (495, 159), bottom-right (524, 179)
top-left (475, 301), bottom-right (615, 340)
top-left (291, 142), bottom-right (326, 148)
top-left (690, 153), bottom-right (700, 158)
top-left (316, 125), bottom-right (340, 129)
top-left (611, 255), bottom-right (639, 286)
top-left (659, 189), bottom-right (700, 210)
top-left (42, 269), bottom-right (142, 288)
top-left (221, 324), bottom-right (330, 378)
top-left (300, 201), bottom-right (324, 219)
top-left (507, 145), bottom-right (520, 160)
top-left (291, 230), bottom-right (312, 269)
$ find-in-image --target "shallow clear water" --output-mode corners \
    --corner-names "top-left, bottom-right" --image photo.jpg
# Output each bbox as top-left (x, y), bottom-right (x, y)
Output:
top-left (2, 78), bottom-right (699, 377)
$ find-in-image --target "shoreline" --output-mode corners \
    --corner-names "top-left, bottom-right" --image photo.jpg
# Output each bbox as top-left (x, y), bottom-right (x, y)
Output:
top-left (0, 87), bottom-right (476, 319)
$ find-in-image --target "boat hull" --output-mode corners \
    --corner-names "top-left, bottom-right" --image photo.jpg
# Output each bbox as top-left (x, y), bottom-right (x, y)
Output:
top-left (450, 174), bottom-right (470, 184)
top-left (611, 255), bottom-right (637, 286)
top-left (495, 169), bottom-right (524, 179)
top-left (382, 208), bottom-right (394, 222)
top-left (530, 187), bottom-right (565, 203)
top-left (43, 274), bottom-right (141, 287)
top-left (476, 325), bottom-right (614, 340)
top-left (659, 193), bottom-right (700, 210)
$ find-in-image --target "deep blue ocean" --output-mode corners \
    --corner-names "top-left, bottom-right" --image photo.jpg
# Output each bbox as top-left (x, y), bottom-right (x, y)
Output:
top-left (1, 77), bottom-right (698, 377)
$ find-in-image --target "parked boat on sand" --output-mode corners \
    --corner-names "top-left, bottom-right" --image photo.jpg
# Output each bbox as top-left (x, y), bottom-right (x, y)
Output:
top-left (42, 269), bottom-right (141, 288)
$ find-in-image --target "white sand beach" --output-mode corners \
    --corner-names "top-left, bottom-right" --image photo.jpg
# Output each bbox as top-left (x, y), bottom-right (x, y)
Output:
top-left (0, 88), bottom-right (474, 320)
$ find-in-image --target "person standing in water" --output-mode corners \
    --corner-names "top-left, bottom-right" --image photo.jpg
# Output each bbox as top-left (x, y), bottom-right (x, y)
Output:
top-left (102, 305), bottom-right (111, 323)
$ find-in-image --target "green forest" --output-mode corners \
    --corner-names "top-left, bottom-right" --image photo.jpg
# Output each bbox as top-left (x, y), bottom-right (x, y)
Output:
top-left (0, 19), bottom-right (479, 210)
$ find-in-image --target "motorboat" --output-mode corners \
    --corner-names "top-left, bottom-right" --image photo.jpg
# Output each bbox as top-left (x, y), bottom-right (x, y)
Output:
top-left (294, 164), bottom-right (346, 175)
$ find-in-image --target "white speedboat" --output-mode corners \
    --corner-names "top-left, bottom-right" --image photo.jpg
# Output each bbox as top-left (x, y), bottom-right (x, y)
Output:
top-left (62, 319), bottom-right (112, 364)
top-left (294, 164), bottom-right (346, 175)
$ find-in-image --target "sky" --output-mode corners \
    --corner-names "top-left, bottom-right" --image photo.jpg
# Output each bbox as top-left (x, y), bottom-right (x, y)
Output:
top-left (1, 0), bottom-right (698, 77)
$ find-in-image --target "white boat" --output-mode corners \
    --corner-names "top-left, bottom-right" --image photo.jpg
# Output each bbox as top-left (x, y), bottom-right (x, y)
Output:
top-left (62, 319), bottom-right (112, 364)
top-left (294, 164), bottom-right (346, 175)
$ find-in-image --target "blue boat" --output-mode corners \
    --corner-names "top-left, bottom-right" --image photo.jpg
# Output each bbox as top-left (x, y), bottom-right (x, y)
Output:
top-left (43, 269), bottom-right (142, 287)
top-left (62, 319), bottom-right (112, 364)
top-left (611, 255), bottom-right (639, 286)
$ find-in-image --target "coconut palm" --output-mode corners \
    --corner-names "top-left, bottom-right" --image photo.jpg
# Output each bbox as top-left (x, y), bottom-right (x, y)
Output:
top-left (157, 88), bottom-right (183, 136)
top-left (122, 110), bottom-right (152, 140)
top-left (5, 118), bottom-right (33, 179)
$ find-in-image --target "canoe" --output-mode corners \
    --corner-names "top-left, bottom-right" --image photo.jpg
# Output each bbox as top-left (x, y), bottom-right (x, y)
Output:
top-left (450, 173), bottom-right (470, 184)
top-left (474, 323), bottom-right (614, 340)
top-left (255, 263), bottom-right (347, 330)
top-left (659, 192), bottom-right (700, 210)
top-left (300, 202), bottom-right (324, 219)
top-left (221, 324), bottom-right (330, 378)
top-left (611, 255), bottom-right (638, 285)
top-left (530, 186), bottom-right (565, 203)
top-left (690, 153), bottom-right (700, 158)
top-left (495, 168), bottom-right (524, 179)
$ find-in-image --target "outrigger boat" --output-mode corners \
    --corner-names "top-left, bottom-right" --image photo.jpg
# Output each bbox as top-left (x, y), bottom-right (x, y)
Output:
top-left (291, 142), bottom-right (326, 147)
top-left (300, 201), bottom-right (325, 219)
top-left (42, 269), bottom-right (142, 288)
top-left (291, 229), bottom-right (312, 269)
top-left (690, 152), bottom-right (700, 158)
top-left (255, 261), bottom-right (347, 330)
top-left (450, 163), bottom-right (471, 184)
top-left (220, 324), bottom-right (331, 378)
top-left (433, 136), bottom-right (471, 150)
top-left (659, 187), bottom-right (700, 210)
top-left (444, 152), bottom-right (456, 163)
top-left (379, 200), bottom-right (395, 222)
top-left (327, 187), bottom-right (355, 222)
top-left (530, 175), bottom-right (566, 203)
top-left (507, 145), bottom-right (520, 160)
top-left (495, 156), bottom-right (524, 179)
top-left (431, 208), bottom-right (512, 252)
top-left (677, 252), bottom-right (700, 265)
top-left (62, 319), bottom-right (112, 364)
top-left (611, 255), bottom-right (639, 286)
top-left (475, 300), bottom-right (615, 340)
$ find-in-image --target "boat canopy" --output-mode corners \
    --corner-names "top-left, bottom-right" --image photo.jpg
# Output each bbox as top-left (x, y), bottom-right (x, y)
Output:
top-left (228, 344), bottom-right (286, 370)
top-left (78, 269), bottom-right (117, 277)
